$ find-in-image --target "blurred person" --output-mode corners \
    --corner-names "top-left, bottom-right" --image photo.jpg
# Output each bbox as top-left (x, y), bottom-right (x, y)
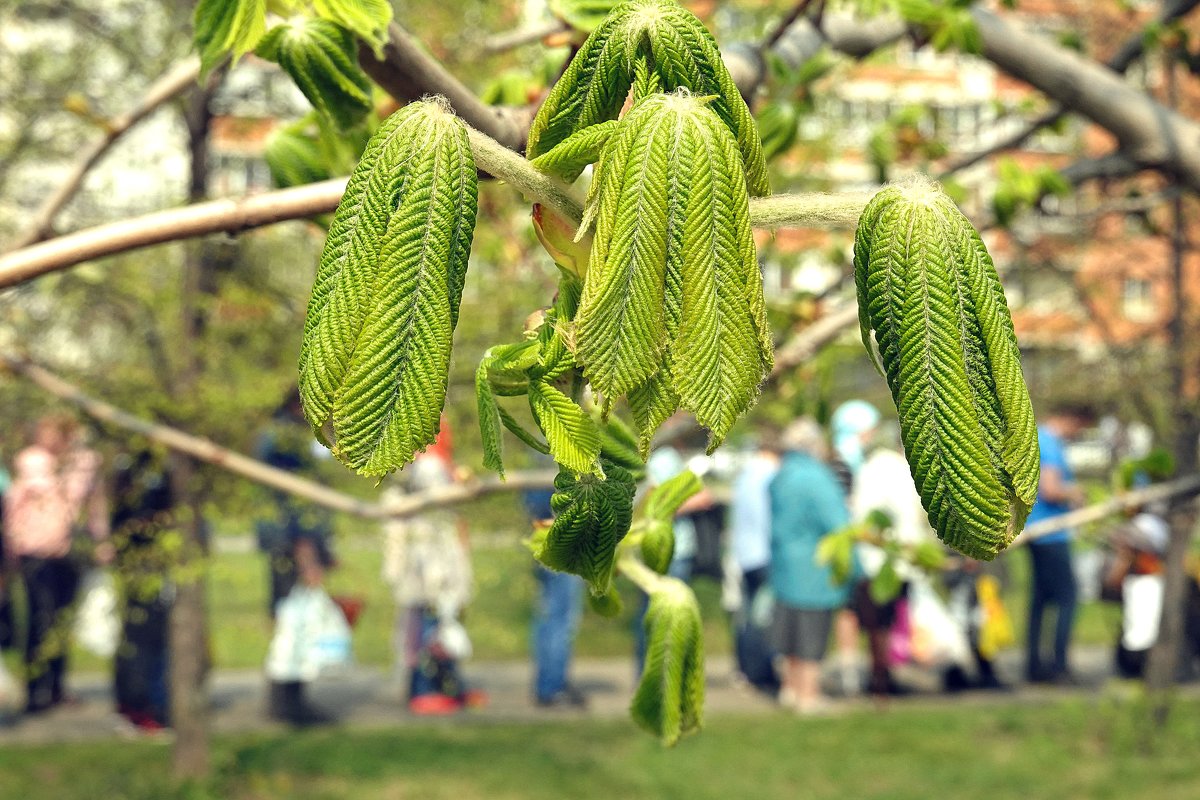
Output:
top-left (1024, 405), bottom-right (1092, 684)
top-left (831, 400), bottom-right (886, 695)
top-left (836, 401), bottom-right (923, 697)
top-left (110, 446), bottom-right (175, 733)
top-left (769, 418), bottom-right (854, 714)
top-left (524, 485), bottom-right (586, 708)
top-left (942, 558), bottom-right (1012, 692)
top-left (3, 414), bottom-right (110, 714)
top-left (382, 423), bottom-right (485, 715)
top-left (728, 437), bottom-right (781, 693)
top-left (255, 396), bottom-right (337, 726)
top-left (1102, 509), bottom-right (1168, 679)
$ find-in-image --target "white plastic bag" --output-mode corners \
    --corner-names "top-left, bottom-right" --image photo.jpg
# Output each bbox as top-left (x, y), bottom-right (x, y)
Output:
top-left (266, 587), bottom-right (353, 682)
top-left (907, 580), bottom-right (972, 667)
top-left (74, 569), bottom-right (120, 658)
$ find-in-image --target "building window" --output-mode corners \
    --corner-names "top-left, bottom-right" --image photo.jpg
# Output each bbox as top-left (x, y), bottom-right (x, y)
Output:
top-left (1121, 277), bottom-right (1156, 322)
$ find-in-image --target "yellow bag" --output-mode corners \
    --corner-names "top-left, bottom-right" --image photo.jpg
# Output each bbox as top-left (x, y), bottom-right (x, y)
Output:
top-left (977, 575), bottom-right (1015, 659)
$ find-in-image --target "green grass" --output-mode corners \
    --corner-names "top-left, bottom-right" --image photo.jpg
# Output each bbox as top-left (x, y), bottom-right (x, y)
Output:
top-left (58, 534), bottom-right (1117, 672)
top-left (2, 696), bottom-right (1199, 799)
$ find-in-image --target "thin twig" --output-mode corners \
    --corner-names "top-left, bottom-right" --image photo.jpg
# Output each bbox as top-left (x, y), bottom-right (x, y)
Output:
top-left (4, 57), bottom-right (202, 253)
top-left (1, 354), bottom-right (556, 521)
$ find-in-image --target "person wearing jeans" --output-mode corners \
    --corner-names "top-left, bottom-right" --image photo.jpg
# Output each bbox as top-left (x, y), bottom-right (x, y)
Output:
top-left (532, 566), bottom-right (585, 706)
top-left (1024, 407), bottom-right (1091, 683)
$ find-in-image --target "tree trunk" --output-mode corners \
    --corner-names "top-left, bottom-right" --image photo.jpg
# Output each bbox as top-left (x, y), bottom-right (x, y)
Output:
top-left (1144, 46), bottom-right (1198, 726)
top-left (169, 74), bottom-right (218, 781)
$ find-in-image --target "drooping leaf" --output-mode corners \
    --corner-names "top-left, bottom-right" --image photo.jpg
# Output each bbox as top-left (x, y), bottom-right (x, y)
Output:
top-left (313, 0), bottom-right (393, 55)
top-left (194, 0), bottom-right (267, 78)
top-left (629, 369), bottom-right (679, 456)
top-left (528, 380), bottom-right (603, 476)
top-left (476, 339), bottom-right (546, 477)
top-left (299, 99), bottom-right (478, 476)
top-left (869, 557), bottom-right (904, 604)
top-left (853, 178), bottom-right (1038, 559)
top-left (530, 120), bottom-right (621, 182)
top-left (255, 19), bottom-right (374, 130)
top-left (526, 4), bottom-right (637, 160)
top-left (631, 578), bottom-right (704, 746)
top-left (534, 462), bottom-right (636, 594)
top-left (575, 91), bottom-right (771, 450)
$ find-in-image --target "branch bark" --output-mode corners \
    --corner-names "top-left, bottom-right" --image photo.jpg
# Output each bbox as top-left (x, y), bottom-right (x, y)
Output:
top-left (4, 57), bottom-right (202, 252)
top-left (938, 0), bottom-right (1200, 178)
top-left (1, 354), bottom-right (556, 520)
top-left (359, 22), bottom-right (532, 152)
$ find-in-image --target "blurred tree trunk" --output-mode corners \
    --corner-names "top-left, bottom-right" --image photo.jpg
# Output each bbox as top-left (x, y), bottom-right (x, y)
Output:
top-left (169, 75), bottom-right (218, 780)
top-left (1144, 44), bottom-right (1199, 727)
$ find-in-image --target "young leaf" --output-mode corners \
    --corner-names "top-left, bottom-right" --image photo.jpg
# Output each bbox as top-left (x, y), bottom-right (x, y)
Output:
top-left (853, 178), bottom-right (1039, 559)
top-left (264, 123), bottom-right (331, 189)
top-left (313, 0), bottom-right (393, 55)
top-left (476, 339), bottom-right (545, 477)
top-left (534, 462), bottom-right (636, 595)
top-left (194, 0), bottom-right (267, 78)
top-left (299, 99), bottom-right (477, 477)
top-left (575, 92), bottom-right (771, 449)
top-left (631, 578), bottom-right (704, 746)
top-left (530, 120), bottom-right (621, 182)
top-left (598, 416), bottom-right (646, 476)
top-left (551, 0), bottom-right (623, 33)
top-left (255, 19), bottom-right (374, 131)
top-left (526, 4), bottom-right (637, 160)
top-left (527, 380), bottom-right (604, 476)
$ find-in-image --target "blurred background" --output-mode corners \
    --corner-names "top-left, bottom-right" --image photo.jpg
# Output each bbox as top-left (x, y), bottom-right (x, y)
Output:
top-left (1, 0), bottom-right (1199, 798)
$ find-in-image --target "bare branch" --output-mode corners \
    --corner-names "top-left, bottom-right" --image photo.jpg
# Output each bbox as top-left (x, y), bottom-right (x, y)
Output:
top-left (938, 0), bottom-right (1200, 178)
top-left (1, 354), bottom-right (555, 520)
top-left (770, 303), bottom-right (859, 377)
top-left (4, 57), bottom-right (203, 253)
top-left (1016, 474), bottom-right (1200, 545)
top-left (359, 22), bottom-right (532, 151)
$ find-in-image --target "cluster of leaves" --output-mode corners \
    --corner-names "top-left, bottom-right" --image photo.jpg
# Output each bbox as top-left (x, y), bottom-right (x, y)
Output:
top-left (194, 0), bottom-right (392, 129)
top-left (853, 178), bottom-right (1039, 560)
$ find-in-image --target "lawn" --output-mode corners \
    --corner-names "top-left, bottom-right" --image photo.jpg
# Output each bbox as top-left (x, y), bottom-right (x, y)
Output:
top-left (1, 696), bottom-right (1197, 799)
top-left (59, 520), bottom-right (1121, 672)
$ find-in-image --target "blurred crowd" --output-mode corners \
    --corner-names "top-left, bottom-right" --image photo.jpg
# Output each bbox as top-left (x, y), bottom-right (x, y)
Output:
top-left (3, 399), bottom-right (1200, 737)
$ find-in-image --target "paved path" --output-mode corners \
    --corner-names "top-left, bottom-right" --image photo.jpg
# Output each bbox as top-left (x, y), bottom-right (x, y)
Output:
top-left (1, 644), bottom-right (1161, 745)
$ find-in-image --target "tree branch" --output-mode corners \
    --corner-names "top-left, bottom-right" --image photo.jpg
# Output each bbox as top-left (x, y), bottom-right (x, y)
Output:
top-left (359, 22), bottom-right (532, 152)
top-left (938, 0), bottom-right (1200, 178)
top-left (1, 354), bottom-right (555, 520)
top-left (1015, 473), bottom-right (1200, 545)
top-left (0, 119), bottom-right (872, 290)
top-left (4, 57), bottom-right (203, 252)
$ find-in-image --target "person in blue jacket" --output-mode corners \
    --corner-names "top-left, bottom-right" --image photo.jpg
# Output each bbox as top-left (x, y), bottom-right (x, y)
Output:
top-left (769, 418), bottom-right (855, 714)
